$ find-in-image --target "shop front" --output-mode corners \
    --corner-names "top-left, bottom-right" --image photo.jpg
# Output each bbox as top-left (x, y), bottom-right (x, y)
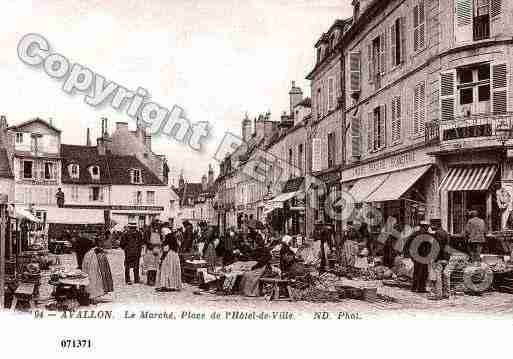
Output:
top-left (263, 177), bottom-right (305, 236)
top-left (314, 169), bottom-right (342, 242)
top-left (339, 147), bottom-right (439, 232)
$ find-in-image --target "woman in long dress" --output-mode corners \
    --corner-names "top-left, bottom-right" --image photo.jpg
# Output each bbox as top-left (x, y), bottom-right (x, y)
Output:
top-left (156, 233), bottom-right (182, 292)
top-left (82, 241), bottom-right (114, 302)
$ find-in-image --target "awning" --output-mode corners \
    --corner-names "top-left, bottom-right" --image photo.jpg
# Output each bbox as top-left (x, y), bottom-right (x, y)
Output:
top-left (439, 165), bottom-right (498, 192)
top-left (14, 207), bottom-right (42, 223)
top-left (271, 190), bottom-right (302, 204)
top-left (366, 165), bottom-right (432, 202)
top-left (342, 174), bottom-right (389, 204)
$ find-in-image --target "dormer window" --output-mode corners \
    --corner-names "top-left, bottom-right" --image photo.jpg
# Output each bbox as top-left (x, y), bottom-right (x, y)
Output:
top-left (130, 168), bottom-right (142, 184)
top-left (89, 165), bottom-right (100, 180)
top-left (68, 164), bottom-right (80, 179)
top-left (16, 132), bottom-right (23, 143)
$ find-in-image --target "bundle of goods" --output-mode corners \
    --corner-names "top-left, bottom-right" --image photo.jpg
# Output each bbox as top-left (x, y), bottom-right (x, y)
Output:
top-left (370, 265), bottom-right (394, 280)
top-left (446, 253), bottom-right (469, 295)
top-left (492, 269), bottom-right (513, 294)
top-left (288, 285), bottom-right (340, 303)
top-left (462, 263), bottom-right (493, 295)
top-left (391, 256), bottom-right (414, 279)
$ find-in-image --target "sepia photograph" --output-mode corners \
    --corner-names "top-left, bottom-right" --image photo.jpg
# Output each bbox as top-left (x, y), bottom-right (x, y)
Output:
top-left (0, 0), bottom-right (512, 356)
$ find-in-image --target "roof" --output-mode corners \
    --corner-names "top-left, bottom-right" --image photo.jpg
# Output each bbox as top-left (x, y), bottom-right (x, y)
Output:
top-left (0, 148), bottom-right (13, 179)
top-left (61, 144), bottom-right (165, 186)
top-left (8, 118), bottom-right (61, 133)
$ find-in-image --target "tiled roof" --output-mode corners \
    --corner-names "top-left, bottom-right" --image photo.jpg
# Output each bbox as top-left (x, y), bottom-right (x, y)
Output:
top-left (61, 144), bottom-right (165, 186)
top-left (8, 117), bottom-right (61, 133)
top-left (61, 145), bottom-right (111, 185)
top-left (0, 148), bottom-right (13, 179)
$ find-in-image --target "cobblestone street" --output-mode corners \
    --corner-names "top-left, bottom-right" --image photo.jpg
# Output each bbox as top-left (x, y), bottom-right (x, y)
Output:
top-left (43, 249), bottom-right (513, 319)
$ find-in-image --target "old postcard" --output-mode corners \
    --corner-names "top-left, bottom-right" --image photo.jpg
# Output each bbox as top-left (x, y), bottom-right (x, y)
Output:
top-left (0, 0), bottom-right (512, 356)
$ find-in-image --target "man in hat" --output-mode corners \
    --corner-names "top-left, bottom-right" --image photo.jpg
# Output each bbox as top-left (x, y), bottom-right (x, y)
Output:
top-left (120, 223), bottom-right (144, 284)
top-left (313, 221), bottom-right (332, 273)
top-left (464, 210), bottom-right (486, 263)
top-left (405, 220), bottom-right (433, 293)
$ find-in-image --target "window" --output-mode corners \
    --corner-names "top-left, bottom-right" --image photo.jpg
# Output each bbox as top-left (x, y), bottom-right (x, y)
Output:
top-left (135, 190), bottom-right (143, 204)
top-left (298, 144), bottom-right (303, 175)
top-left (351, 117), bottom-right (361, 159)
top-left (90, 165), bottom-right (100, 179)
top-left (316, 88), bottom-right (322, 119)
top-left (413, 82), bottom-right (426, 135)
top-left (44, 162), bottom-right (55, 180)
top-left (23, 160), bottom-right (33, 179)
top-left (69, 164), bottom-right (79, 179)
top-left (30, 136), bottom-right (39, 153)
top-left (71, 186), bottom-right (79, 201)
top-left (413, 1), bottom-right (426, 52)
top-left (391, 17), bottom-right (406, 67)
top-left (455, 0), bottom-right (501, 43)
top-left (327, 132), bottom-right (336, 168)
top-left (370, 34), bottom-right (386, 88)
top-left (131, 169), bottom-right (142, 184)
top-left (16, 132), bottom-right (23, 143)
top-left (456, 64), bottom-right (491, 109)
top-left (91, 187), bottom-right (102, 201)
top-left (288, 148), bottom-right (293, 165)
top-left (368, 106), bottom-right (386, 151)
top-left (474, 0), bottom-right (490, 40)
top-left (349, 52), bottom-right (361, 92)
top-left (328, 78), bottom-right (335, 110)
top-left (147, 191), bottom-right (155, 204)
top-left (391, 96), bottom-right (402, 143)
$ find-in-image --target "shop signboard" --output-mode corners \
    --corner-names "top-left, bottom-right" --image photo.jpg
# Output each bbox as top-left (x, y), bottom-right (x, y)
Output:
top-left (341, 146), bottom-right (436, 182)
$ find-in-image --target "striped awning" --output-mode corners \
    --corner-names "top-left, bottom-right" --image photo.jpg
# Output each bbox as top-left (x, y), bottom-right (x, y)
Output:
top-left (439, 165), bottom-right (498, 192)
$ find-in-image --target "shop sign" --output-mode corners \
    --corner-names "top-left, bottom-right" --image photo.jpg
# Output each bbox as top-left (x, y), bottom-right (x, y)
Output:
top-left (316, 171), bottom-right (341, 183)
top-left (342, 147), bottom-right (435, 182)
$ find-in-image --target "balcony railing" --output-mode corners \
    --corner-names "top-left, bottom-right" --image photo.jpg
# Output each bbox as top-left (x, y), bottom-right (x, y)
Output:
top-left (425, 112), bottom-right (513, 145)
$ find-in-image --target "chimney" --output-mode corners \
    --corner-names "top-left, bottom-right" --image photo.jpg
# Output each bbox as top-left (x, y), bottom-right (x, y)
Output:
top-left (144, 131), bottom-right (152, 150)
top-left (101, 117), bottom-right (110, 138)
top-left (201, 174), bottom-right (208, 191)
top-left (115, 122), bottom-right (129, 132)
top-left (289, 81), bottom-right (303, 119)
top-left (86, 128), bottom-right (91, 146)
top-left (48, 117), bottom-right (53, 127)
top-left (241, 113), bottom-right (251, 143)
top-left (0, 115), bottom-right (7, 129)
top-left (208, 164), bottom-right (214, 186)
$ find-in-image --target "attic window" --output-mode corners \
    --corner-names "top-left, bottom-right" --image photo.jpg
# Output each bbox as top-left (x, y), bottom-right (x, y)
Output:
top-left (131, 168), bottom-right (142, 184)
top-left (89, 165), bottom-right (100, 180)
top-left (68, 164), bottom-right (79, 179)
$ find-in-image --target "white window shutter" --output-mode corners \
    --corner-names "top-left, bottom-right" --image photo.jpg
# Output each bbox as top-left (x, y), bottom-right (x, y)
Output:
top-left (19, 161), bottom-right (23, 179)
top-left (413, 5), bottom-right (419, 52)
top-left (492, 63), bottom-right (508, 114)
top-left (351, 116), bottom-right (361, 158)
top-left (418, 1), bottom-right (425, 49)
top-left (349, 52), bottom-right (361, 92)
top-left (380, 104), bottom-right (387, 148)
top-left (490, 0), bottom-right (503, 36)
top-left (367, 111), bottom-right (373, 153)
top-left (390, 22), bottom-right (397, 67)
top-left (454, 0), bottom-right (474, 43)
top-left (322, 137), bottom-right (329, 169)
top-left (400, 17), bottom-right (407, 63)
top-left (380, 32), bottom-right (387, 74)
top-left (100, 187), bottom-right (104, 202)
top-left (367, 43), bottom-right (374, 84)
top-left (440, 70), bottom-right (456, 121)
top-left (396, 97), bottom-right (402, 141)
top-left (419, 83), bottom-right (426, 134)
top-left (312, 138), bottom-right (321, 172)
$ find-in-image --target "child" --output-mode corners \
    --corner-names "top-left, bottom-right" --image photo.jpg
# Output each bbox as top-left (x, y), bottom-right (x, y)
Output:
top-left (143, 245), bottom-right (161, 286)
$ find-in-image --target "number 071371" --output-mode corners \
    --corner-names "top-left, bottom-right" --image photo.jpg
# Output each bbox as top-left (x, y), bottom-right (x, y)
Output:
top-left (60, 339), bottom-right (93, 349)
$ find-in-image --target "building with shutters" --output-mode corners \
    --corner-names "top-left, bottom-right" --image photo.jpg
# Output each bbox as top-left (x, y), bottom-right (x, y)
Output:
top-left (340, 0), bottom-right (512, 235)
top-left (306, 19), bottom-right (351, 239)
top-left (0, 116), bottom-right (14, 203)
top-left (8, 118), bottom-right (63, 224)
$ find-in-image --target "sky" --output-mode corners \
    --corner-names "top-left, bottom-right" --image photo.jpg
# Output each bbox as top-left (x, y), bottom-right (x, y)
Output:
top-left (0, 0), bottom-right (352, 181)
